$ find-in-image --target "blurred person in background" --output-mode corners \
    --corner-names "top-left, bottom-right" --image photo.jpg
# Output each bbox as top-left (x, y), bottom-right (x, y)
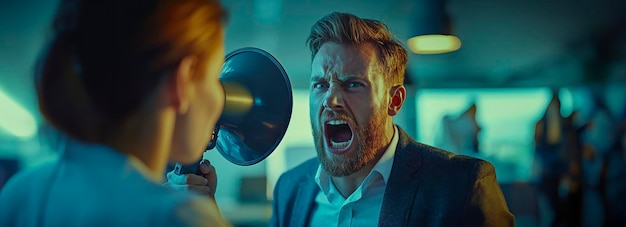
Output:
top-left (435, 103), bottom-right (481, 157)
top-left (0, 0), bottom-right (231, 226)
top-left (447, 103), bottom-right (481, 156)
top-left (534, 89), bottom-right (583, 227)
top-left (579, 99), bottom-right (618, 227)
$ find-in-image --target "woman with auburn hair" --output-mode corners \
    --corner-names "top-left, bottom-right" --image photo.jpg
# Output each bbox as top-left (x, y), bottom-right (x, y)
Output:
top-left (0, 0), bottom-right (231, 226)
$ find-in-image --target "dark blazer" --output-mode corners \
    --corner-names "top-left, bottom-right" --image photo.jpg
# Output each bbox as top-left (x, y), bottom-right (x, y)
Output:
top-left (270, 127), bottom-right (514, 227)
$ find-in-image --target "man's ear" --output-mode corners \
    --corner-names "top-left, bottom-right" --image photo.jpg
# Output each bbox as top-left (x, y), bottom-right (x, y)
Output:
top-left (388, 85), bottom-right (406, 116)
top-left (169, 56), bottom-right (197, 114)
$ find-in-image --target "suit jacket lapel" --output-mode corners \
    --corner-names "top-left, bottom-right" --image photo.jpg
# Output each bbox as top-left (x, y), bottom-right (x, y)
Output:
top-left (379, 127), bottom-right (424, 227)
top-left (291, 169), bottom-right (319, 227)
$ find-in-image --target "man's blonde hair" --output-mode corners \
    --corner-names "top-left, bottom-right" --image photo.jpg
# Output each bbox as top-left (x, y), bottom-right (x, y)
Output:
top-left (307, 12), bottom-right (408, 86)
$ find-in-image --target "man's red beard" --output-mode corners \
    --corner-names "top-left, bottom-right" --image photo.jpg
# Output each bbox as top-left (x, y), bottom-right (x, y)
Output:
top-left (311, 110), bottom-right (387, 177)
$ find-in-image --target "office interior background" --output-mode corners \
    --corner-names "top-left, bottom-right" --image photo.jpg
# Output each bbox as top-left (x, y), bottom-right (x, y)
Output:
top-left (2, 0), bottom-right (626, 226)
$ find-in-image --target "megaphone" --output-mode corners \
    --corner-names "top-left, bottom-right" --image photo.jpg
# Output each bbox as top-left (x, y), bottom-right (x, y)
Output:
top-left (173, 47), bottom-right (292, 174)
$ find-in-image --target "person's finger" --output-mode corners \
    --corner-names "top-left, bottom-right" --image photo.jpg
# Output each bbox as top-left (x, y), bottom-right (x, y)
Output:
top-left (199, 159), bottom-right (212, 175)
top-left (187, 184), bottom-right (212, 196)
top-left (200, 160), bottom-right (217, 194)
top-left (186, 173), bottom-right (209, 186)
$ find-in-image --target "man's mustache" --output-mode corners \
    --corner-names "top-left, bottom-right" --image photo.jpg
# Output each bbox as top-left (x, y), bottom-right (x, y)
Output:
top-left (321, 110), bottom-right (351, 121)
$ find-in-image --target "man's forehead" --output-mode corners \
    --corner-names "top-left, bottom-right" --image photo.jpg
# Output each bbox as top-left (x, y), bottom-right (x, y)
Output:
top-left (310, 43), bottom-right (376, 77)
top-left (310, 62), bottom-right (369, 81)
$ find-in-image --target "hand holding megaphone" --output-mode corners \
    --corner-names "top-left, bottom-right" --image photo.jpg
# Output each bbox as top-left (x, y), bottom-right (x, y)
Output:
top-left (164, 47), bottom-right (292, 194)
top-left (163, 159), bottom-right (217, 198)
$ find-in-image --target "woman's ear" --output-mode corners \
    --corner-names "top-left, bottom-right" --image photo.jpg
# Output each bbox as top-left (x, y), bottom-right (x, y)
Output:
top-left (388, 85), bottom-right (406, 116)
top-left (169, 56), bottom-right (197, 114)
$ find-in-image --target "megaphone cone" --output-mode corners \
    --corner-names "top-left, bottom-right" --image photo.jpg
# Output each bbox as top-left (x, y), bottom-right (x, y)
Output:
top-left (212, 47), bottom-right (293, 165)
top-left (172, 47), bottom-right (292, 174)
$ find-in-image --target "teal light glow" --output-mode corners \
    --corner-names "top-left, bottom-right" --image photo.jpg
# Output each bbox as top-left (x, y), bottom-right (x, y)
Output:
top-left (0, 90), bottom-right (37, 139)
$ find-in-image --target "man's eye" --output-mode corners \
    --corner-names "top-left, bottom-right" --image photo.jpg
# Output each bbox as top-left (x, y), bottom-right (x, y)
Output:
top-left (347, 82), bottom-right (363, 88)
top-left (313, 83), bottom-right (328, 89)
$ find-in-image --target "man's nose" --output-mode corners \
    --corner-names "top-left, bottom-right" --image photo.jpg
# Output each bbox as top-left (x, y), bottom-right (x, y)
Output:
top-left (322, 85), bottom-right (344, 110)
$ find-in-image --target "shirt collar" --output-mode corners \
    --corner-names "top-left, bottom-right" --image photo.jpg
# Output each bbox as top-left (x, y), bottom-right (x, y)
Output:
top-left (315, 126), bottom-right (399, 194)
top-left (375, 125), bottom-right (398, 184)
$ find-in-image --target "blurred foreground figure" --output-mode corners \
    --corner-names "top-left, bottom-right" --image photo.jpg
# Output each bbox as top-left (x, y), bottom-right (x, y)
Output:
top-left (0, 0), bottom-right (231, 226)
top-left (270, 12), bottom-right (514, 227)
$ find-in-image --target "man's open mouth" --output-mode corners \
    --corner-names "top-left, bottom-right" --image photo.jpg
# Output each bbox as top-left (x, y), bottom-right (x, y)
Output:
top-left (324, 119), bottom-right (354, 151)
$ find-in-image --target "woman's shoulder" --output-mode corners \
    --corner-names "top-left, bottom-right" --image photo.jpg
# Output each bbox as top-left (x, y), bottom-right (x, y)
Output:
top-left (0, 161), bottom-right (58, 225)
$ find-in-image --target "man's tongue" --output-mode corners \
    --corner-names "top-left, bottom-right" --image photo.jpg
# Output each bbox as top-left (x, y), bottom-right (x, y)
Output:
top-left (331, 127), bottom-right (352, 143)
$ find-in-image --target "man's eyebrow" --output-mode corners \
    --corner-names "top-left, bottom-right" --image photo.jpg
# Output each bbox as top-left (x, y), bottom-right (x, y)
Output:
top-left (310, 74), bottom-right (365, 82)
top-left (337, 74), bottom-right (364, 81)
top-left (310, 75), bottom-right (325, 82)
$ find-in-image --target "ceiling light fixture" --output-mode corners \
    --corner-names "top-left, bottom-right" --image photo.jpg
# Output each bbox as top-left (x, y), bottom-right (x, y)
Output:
top-left (407, 0), bottom-right (461, 54)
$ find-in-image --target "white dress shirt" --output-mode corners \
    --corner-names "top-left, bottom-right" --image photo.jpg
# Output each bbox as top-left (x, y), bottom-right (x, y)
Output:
top-left (310, 126), bottom-right (398, 227)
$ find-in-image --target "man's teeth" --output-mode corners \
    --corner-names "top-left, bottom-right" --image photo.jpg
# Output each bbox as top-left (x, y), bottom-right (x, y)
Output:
top-left (331, 140), bottom-right (350, 148)
top-left (327, 120), bottom-right (348, 125)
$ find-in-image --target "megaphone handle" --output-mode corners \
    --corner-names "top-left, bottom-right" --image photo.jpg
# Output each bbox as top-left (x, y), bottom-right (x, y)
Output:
top-left (174, 161), bottom-right (202, 175)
